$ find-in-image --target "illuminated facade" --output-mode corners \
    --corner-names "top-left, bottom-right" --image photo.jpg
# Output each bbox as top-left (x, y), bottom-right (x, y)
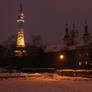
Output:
top-left (14, 3), bottom-right (27, 56)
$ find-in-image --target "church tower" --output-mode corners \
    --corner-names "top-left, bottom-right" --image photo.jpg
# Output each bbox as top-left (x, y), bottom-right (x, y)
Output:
top-left (83, 21), bottom-right (90, 44)
top-left (14, 3), bottom-right (27, 56)
top-left (64, 24), bottom-right (71, 46)
top-left (70, 22), bottom-right (79, 45)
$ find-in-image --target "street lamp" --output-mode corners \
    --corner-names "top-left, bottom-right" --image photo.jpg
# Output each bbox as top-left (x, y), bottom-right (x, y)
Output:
top-left (59, 54), bottom-right (64, 60)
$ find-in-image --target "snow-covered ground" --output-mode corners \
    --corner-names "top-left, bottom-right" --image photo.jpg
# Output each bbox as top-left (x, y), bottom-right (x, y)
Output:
top-left (0, 73), bottom-right (92, 92)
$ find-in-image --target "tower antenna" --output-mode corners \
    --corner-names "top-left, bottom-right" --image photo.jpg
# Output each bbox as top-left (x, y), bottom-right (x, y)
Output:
top-left (19, 0), bottom-right (23, 12)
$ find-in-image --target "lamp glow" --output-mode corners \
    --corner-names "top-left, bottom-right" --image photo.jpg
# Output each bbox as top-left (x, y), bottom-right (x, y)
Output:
top-left (60, 54), bottom-right (64, 60)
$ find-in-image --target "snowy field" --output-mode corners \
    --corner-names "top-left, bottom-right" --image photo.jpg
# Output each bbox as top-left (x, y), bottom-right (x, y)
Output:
top-left (0, 73), bottom-right (92, 92)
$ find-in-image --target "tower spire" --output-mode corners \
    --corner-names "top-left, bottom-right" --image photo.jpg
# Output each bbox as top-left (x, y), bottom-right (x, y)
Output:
top-left (20, 2), bottom-right (23, 12)
top-left (17, 1), bottom-right (24, 22)
top-left (73, 20), bottom-right (75, 29)
top-left (65, 23), bottom-right (69, 35)
top-left (83, 20), bottom-right (90, 44)
top-left (85, 20), bottom-right (88, 33)
top-left (64, 23), bottom-right (71, 46)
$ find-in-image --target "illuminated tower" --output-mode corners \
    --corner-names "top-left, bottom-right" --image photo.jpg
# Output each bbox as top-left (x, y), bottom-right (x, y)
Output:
top-left (14, 3), bottom-right (27, 56)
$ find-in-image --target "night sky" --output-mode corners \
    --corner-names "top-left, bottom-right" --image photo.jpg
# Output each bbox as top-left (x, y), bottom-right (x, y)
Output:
top-left (0, 0), bottom-right (92, 48)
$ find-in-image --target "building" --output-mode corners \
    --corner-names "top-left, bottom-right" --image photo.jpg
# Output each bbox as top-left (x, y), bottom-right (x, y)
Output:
top-left (61, 21), bottom-right (92, 69)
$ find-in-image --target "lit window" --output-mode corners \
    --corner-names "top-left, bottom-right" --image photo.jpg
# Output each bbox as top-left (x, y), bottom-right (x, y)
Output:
top-left (79, 61), bottom-right (82, 66)
top-left (85, 61), bottom-right (88, 65)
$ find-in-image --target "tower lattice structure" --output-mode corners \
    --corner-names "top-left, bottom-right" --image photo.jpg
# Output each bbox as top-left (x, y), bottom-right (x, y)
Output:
top-left (14, 3), bottom-right (27, 56)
